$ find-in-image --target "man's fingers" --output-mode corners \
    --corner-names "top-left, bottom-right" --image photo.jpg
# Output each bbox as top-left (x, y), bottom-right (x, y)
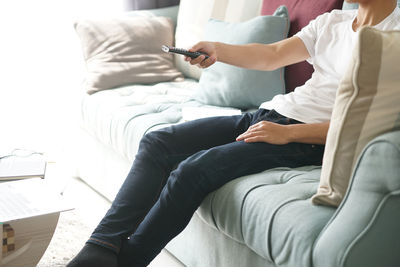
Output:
top-left (186, 42), bottom-right (216, 68)
top-left (200, 57), bottom-right (216, 68)
top-left (236, 130), bottom-right (252, 141)
top-left (243, 131), bottom-right (268, 143)
top-left (189, 55), bottom-right (206, 65)
top-left (247, 124), bottom-right (257, 131)
top-left (189, 43), bottom-right (203, 53)
top-left (238, 124), bottom-right (262, 138)
top-left (248, 122), bottom-right (263, 131)
top-left (236, 130), bottom-right (249, 141)
top-left (244, 136), bottom-right (262, 143)
top-left (246, 121), bottom-right (271, 133)
top-left (237, 131), bottom-right (265, 141)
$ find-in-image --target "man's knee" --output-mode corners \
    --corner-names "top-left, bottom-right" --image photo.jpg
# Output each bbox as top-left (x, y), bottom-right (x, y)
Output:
top-left (168, 156), bottom-right (216, 195)
top-left (160, 165), bottom-right (209, 212)
top-left (139, 130), bottom-right (169, 152)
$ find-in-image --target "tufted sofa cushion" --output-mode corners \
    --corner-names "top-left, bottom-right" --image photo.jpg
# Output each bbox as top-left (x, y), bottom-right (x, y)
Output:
top-left (197, 166), bottom-right (335, 267)
top-left (80, 80), bottom-right (243, 161)
top-left (80, 80), bottom-right (195, 160)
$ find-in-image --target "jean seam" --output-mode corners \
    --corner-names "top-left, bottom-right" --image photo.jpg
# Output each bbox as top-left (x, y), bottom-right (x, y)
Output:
top-left (89, 237), bottom-right (120, 253)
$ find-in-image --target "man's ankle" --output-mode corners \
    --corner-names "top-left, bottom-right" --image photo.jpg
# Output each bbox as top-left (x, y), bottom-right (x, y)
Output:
top-left (66, 243), bottom-right (118, 267)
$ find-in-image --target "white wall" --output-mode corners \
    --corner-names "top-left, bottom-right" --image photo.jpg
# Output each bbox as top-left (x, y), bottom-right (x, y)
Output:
top-left (0, 0), bottom-right (124, 159)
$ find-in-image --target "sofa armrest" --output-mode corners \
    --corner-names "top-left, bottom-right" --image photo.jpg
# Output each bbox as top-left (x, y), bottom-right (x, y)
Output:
top-left (126, 5), bottom-right (180, 27)
top-left (313, 130), bottom-right (400, 267)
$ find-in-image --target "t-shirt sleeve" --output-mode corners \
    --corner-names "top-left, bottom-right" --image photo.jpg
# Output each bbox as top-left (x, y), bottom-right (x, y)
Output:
top-left (294, 13), bottom-right (328, 64)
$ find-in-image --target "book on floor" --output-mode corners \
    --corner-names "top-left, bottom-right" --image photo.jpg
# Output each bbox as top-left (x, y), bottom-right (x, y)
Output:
top-left (0, 153), bottom-right (46, 181)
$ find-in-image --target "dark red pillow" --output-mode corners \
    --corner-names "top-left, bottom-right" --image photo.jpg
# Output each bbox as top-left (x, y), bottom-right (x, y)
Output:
top-left (262, 0), bottom-right (344, 92)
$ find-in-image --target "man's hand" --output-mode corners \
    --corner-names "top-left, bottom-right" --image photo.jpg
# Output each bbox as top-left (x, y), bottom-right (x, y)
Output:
top-left (236, 121), bottom-right (291, 145)
top-left (236, 121), bottom-right (329, 145)
top-left (184, 41), bottom-right (218, 68)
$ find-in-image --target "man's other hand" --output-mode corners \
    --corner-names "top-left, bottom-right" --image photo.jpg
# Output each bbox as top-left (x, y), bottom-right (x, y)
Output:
top-left (236, 121), bottom-right (291, 145)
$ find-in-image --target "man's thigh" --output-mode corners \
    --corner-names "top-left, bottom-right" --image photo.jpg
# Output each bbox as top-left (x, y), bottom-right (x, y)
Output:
top-left (145, 112), bottom-right (255, 156)
top-left (177, 139), bottom-right (324, 191)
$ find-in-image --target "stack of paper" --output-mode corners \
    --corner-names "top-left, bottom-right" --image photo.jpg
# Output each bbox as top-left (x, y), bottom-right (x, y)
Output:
top-left (0, 154), bottom-right (46, 181)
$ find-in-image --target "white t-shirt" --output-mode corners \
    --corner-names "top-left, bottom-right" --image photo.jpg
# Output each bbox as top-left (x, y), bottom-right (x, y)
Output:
top-left (260, 6), bottom-right (400, 124)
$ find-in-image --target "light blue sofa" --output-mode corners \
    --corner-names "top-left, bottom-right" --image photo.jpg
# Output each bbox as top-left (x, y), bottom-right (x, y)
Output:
top-left (74, 2), bottom-right (400, 267)
top-left (165, 131), bottom-right (400, 267)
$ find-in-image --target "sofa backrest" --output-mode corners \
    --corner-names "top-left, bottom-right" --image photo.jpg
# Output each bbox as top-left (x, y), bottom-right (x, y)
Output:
top-left (261, 0), bottom-right (344, 93)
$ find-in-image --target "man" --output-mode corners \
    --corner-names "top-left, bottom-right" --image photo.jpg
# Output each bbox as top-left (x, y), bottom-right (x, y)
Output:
top-left (68, 0), bottom-right (400, 266)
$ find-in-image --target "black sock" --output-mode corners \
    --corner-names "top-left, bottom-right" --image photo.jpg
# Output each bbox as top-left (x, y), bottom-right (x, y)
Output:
top-left (66, 243), bottom-right (118, 267)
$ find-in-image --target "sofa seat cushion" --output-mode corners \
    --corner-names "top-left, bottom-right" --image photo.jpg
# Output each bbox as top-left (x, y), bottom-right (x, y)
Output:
top-left (198, 166), bottom-right (336, 267)
top-left (80, 80), bottom-right (241, 161)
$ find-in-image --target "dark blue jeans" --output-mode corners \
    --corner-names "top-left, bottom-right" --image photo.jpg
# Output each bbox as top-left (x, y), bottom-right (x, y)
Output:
top-left (88, 109), bottom-right (324, 266)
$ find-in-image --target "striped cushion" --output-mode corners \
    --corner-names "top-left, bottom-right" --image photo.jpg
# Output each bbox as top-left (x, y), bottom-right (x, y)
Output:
top-left (312, 27), bottom-right (400, 207)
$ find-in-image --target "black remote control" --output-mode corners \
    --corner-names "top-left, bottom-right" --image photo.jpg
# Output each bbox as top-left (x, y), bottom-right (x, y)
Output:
top-left (162, 45), bottom-right (209, 59)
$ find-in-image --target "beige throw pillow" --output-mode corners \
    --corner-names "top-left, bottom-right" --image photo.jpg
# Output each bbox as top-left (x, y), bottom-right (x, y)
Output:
top-left (74, 16), bottom-right (183, 94)
top-left (312, 27), bottom-right (400, 207)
